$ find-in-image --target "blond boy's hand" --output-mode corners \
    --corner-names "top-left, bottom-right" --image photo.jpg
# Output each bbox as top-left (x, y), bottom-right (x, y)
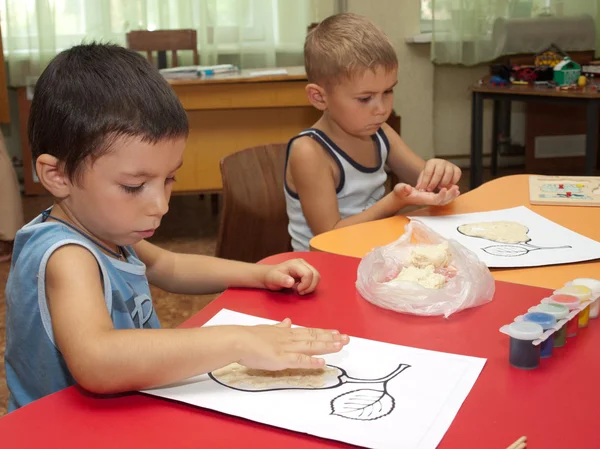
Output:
top-left (237, 318), bottom-right (349, 371)
top-left (416, 159), bottom-right (462, 192)
top-left (393, 183), bottom-right (460, 207)
top-left (263, 259), bottom-right (321, 295)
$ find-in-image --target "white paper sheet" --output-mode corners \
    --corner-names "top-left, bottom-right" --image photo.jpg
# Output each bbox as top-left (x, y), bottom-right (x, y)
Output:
top-left (142, 309), bottom-right (486, 449)
top-left (409, 206), bottom-right (600, 268)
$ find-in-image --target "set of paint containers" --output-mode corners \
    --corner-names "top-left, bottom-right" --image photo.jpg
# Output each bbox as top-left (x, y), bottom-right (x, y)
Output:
top-left (499, 278), bottom-right (600, 370)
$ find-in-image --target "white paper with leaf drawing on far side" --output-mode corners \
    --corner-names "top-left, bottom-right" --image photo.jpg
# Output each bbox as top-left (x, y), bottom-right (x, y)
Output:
top-left (141, 309), bottom-right (486, 449)
top-left (408, 206), bottom-right (600, 268)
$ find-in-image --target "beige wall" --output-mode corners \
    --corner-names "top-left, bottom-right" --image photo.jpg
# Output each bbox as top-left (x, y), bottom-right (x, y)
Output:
top-left (433, 65), bottom-right (492, 159)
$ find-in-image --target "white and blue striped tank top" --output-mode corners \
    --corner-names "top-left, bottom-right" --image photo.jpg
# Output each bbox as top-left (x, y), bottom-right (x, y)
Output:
top-left (284, 128), bottom-right (390, 251)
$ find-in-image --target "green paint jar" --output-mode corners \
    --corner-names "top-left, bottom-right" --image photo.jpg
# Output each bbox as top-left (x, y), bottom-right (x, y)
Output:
top-left (529, 303), bottom-right (569, 347)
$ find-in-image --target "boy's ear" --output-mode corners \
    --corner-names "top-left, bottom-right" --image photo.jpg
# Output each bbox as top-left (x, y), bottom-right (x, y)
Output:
top-left (305, 83), bottom-right (327, 111)
top-left (36, 154), bottom-right (72, 198)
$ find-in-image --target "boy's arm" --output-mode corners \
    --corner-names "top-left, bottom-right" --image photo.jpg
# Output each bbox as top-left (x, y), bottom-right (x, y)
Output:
top-left (382, 123), bottom-right (461, 191)
top-left (133, 240), bottom-right (319, 295)
top-left (289, 138), bottom-right (412, 235)
top-left (46, 245), bottom-right (346, 394)
top-left (381, 123), bottom-right (426, 187)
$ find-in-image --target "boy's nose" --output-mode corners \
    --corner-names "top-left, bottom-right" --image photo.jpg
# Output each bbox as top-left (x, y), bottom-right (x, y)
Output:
top-left (149, 192), bottom-right (169, 217)
top-left (373, 100), bottom-right (387, 116)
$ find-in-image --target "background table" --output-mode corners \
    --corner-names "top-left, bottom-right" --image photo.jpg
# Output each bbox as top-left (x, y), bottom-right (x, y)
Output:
top-left (310, 174), bottom-right (600, 289)
top-left (1, 251), bottom-right (598, 448)
top-left (469, 83), bottom-right (600, 189)
top-left (19, 66), bottom-right (320, 194)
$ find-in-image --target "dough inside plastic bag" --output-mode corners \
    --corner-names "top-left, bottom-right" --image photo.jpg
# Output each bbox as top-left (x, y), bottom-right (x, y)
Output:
top-left (356, 220), bottom-right (495, 317)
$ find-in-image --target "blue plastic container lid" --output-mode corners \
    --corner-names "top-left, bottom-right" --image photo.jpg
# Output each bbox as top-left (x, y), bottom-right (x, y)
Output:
top-left (522, 312), bottom-right (556, 330)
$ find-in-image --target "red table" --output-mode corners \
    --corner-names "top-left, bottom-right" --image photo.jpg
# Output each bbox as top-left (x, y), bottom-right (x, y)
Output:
top-left (1, 252), bottom-right (597, 448)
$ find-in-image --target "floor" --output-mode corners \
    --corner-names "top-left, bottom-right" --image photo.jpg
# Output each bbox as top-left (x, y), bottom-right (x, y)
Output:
top-left (0, 167), bottom-right (513, 416)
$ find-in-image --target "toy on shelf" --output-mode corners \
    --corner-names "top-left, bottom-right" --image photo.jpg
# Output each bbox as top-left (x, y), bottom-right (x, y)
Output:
top-left (512, 66), bottom-right (536, 83)
top-left (535, 44), bottom-right (567, 68)
top-left (489, 75), bottom-right (509, 86)
top-left (553, 57), bottom-right (581, 87)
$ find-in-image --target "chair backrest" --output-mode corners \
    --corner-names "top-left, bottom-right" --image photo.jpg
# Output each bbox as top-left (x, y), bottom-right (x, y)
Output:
top-left (216, 143), bottom-right (291, 263)
top-left (126, 29), bottom-right (199, 68)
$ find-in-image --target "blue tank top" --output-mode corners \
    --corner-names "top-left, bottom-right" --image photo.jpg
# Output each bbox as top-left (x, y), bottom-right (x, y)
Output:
top-left (4, 210), bottom-right (161, 412)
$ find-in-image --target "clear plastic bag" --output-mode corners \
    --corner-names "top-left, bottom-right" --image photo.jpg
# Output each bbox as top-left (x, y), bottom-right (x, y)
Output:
top-left (356, 220), bottom-right (495, 318)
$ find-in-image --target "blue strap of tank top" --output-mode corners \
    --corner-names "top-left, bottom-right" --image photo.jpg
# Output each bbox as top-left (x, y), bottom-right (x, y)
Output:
top-left (41, 210), bottom-right (125, 260)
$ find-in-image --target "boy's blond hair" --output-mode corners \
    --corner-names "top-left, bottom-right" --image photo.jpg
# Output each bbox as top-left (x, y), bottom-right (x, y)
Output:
top-left (304, 13), bottom-right (398, 87)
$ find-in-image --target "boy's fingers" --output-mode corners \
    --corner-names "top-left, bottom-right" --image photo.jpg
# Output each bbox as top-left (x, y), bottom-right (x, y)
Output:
top-left (295, 269), bottom-right (313, 293)
top-left (269, 271), bottom-right (295, 289)
top-left (419, 166), bottom-right (435, 190)
top-left (451, 166), bottom-right (462, 185)
top-left (436, 188), bottom-right (448, 204)
top-left (415, 171), bottom-right (425, 190)
top-left (295, 259), bottom-right (319, 295)
top-left (393, 183), bottom-right (412, 197)
top-left (439, 169), bottom-right (455, 188)
top-left (275, 318), bottom-right (292, 328)
top-left (286, 339), bottom-right (344, 357)
top-left (285, 353), bottom-right (326, 370)
top-left (291, 327), bottom-right (348, 343)
top-left (426, 165), bottom-right (444, 192)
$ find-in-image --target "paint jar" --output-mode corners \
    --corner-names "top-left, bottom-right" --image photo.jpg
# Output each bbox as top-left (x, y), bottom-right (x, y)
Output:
top-left (519, 312), bottom-right (556, 358)
top-left (565, 278), bottom-right (600, 319)
top-left (504, 322), bottom-right (544, 370)
top-left (553, 285), bottom-right (592, 328)
top-left (544, 294), bottom-right (581, 337)
top-left (528, 303), bottom-right (569, 348)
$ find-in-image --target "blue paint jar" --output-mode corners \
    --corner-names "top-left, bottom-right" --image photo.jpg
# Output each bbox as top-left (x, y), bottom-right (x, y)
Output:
top-left (503, 322), bottom-right (544, 370)
top-left (528, 304), bottom-right (569, 348)
top-left (521, 312), bottom-right (556, 358)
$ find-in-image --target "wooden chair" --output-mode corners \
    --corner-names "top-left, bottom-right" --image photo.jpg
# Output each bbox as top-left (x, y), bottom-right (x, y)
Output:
top-left (126, 29), bottom-right (199, 68)
top-left (216, 143), bottom-right (291, 263)
top-left (385, 110), bottom-right (401, 190)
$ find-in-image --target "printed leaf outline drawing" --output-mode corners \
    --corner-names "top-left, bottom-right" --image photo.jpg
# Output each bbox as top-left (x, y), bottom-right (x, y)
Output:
top-left (482, 244), bottom-right (529, 257)
top-left (456, 221), bottom-right (571, 257)
top-left (209, 363), bottom-right (410, 421)
top-left (330, 388), bottom-right (394, 421)
top-left (482, 243), bottom-right (572, 257)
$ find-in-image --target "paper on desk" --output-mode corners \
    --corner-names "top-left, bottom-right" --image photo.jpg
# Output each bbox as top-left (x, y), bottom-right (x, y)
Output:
top-left (142, 309), bottom-right (486, 449)
top-left (248, 68), bottom-right (288, 77)
top-left (409, 206), bottom-right (600, 268)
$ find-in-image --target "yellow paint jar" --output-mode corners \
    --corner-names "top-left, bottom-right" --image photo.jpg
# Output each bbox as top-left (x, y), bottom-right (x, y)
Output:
top-left (566, 278), bottom-right (600, 320)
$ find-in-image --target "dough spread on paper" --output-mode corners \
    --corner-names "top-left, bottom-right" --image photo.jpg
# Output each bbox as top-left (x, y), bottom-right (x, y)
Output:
top-left (458, 221), bottom-right (530, 244)
top-left (389, 242), bottom-right (450, 289)
top-left (212, 363), bottom-right (338, 389)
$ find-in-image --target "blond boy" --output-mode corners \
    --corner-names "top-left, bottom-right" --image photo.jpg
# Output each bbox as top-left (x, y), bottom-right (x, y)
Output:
top-left (285, 13), bottom-right (461, 251)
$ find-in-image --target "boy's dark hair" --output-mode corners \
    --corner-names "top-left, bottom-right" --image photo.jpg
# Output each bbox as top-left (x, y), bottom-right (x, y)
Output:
top-left (29, 42), bottom-right (189, 182)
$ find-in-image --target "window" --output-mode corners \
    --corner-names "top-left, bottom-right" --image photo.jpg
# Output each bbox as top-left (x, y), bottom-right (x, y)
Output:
top-left (420, 0), bottom-right (432, 33)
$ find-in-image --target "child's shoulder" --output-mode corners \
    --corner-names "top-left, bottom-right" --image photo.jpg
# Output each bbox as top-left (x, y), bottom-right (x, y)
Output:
top-left (11, 212), bottom-right (94, 267)
top-left (287, 130), bottom-right (331, 165)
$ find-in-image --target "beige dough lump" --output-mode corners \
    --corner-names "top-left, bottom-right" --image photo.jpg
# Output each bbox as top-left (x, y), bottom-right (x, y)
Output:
top-left (392, 265), bottom-right (446, 289)
top-left (409, 241), bottom-right (450, 268)
top-left (388, 241), bottom-right (450, 289)
top-left (212, 363), bottom-right (338, 389)
top-left (458, 221), bottom-right (530, 244)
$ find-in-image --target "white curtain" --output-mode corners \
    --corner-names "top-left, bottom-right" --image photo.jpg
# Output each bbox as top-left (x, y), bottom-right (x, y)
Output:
top-left (431, 0), bottom-right (598, 65)
top-left (1, 0), bottom-right (327, 86)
